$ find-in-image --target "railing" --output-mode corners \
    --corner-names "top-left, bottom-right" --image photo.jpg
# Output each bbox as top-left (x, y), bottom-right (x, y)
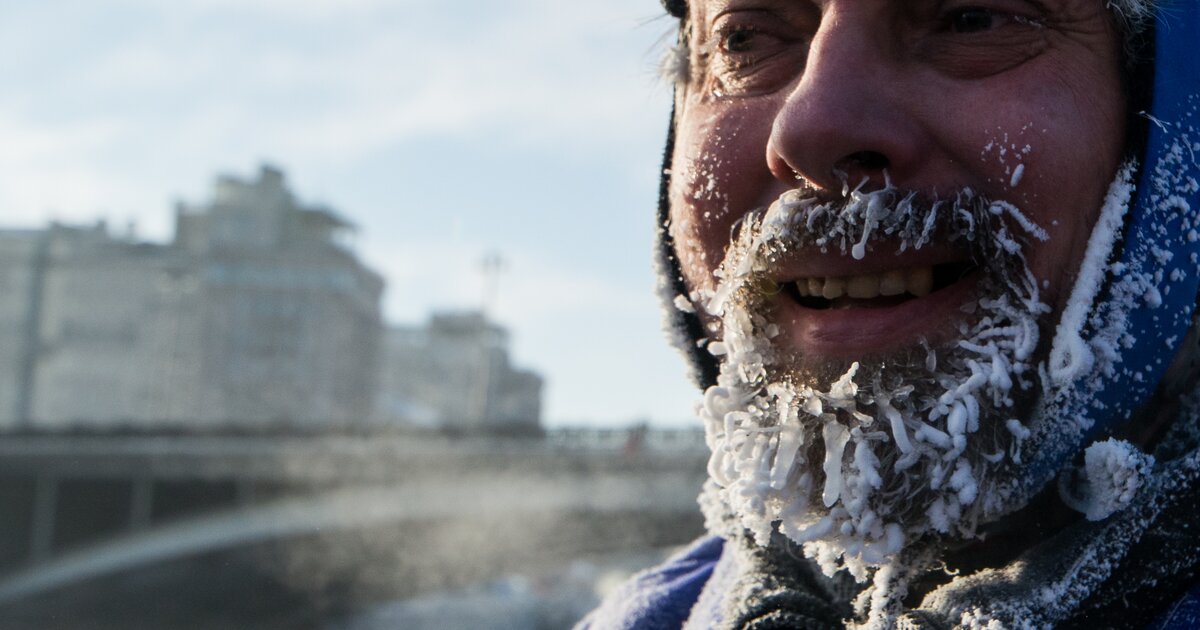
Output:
top-left (543, 426), bottom-right (707, 454)
top-left (0, 428), bottom-right (711, 580)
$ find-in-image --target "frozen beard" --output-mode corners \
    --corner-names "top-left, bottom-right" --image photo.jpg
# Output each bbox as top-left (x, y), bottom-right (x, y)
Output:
top-left (696, 181), bottom-right (1053, 582)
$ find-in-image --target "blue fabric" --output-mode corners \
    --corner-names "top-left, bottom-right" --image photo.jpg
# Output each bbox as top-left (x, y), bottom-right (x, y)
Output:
top-left (1090, 0), bottom-right (1200, 435)
top-left (574, 536), bottom-right (722, 630)
top-left (1028, 1), bottom-right (1200, 483)
top-left (1148, 583), bottom-right (1200, 629)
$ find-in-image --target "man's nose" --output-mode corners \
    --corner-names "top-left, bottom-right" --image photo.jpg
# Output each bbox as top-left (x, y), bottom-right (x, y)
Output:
top-left (765, 16), bottom-right (924, 192)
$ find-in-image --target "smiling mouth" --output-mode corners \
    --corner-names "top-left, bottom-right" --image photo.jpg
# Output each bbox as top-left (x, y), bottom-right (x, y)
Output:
top-left (783, 261), bottom-right (978, 310)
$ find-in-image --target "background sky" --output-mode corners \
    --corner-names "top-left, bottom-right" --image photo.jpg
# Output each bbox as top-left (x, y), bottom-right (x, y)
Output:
top-left (0, 0), bottom-right (701, 427)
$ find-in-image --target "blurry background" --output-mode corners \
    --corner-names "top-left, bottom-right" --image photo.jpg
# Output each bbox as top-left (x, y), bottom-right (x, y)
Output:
top-left (0, 1), bottom-right (708, 628)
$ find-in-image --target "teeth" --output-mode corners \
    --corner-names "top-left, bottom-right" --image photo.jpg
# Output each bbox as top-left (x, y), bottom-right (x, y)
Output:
top-left (808, 277), bottom-right (823, 298)
top-left (846, 274), bottom-right (880, 299)
top-left (791, 266), bottom-right (939, 301)
top-left (822, 277), bottom-right (846, 300)
top-left (906, 267), bottom-right (933, 297)
top-left (879, 270), bottom-right (906, 296)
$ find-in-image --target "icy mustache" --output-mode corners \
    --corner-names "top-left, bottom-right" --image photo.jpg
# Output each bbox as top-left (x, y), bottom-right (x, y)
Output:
top-left (707, 181), bottom-right (1048, 318)
top-left (752, 180), bottom-right (1048, 262)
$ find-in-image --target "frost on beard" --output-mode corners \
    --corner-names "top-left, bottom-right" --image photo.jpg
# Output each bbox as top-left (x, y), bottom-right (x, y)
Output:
top-left (696, 181), bottom-right (1051, 583)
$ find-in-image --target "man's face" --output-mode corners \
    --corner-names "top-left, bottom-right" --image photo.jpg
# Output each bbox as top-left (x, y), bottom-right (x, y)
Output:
top-left (671, 0), bottom-right (1126, 360)
top-left (670, 0), bottom-right (1129, 577)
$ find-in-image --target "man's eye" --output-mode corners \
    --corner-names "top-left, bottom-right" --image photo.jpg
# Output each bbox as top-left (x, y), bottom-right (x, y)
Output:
top-left (704, 16), bottom-right (808, 97)
top-left (723, 29), bottom-right (758, 53)
top-left (919, 3), bottom-right (1045, 79)
top-left (950, 8), bottom-right (998, 33)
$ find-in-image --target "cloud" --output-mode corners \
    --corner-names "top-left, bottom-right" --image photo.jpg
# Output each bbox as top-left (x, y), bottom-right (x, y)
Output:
top-left (0, 0), bottom-right (697, 425)
top-left (6, 0), bottom-right (672, 158)
top-left (0, 0), bottom-right (673, 214)
top-left (360, 236), bottom-right (650, 325)
top-left (0, 111), bottom-right (141, 225)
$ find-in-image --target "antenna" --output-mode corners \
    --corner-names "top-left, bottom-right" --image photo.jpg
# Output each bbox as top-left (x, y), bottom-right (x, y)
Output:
top-left (480, 251), bottom-right (505, 316)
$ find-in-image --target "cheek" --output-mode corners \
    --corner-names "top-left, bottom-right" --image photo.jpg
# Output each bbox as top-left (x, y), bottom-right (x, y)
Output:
top-left (1021, 158), bottom-right (1120, 313)
top-left (669, 100), bottom-right (781, 293)
top-left (948, 64), bottom-right (1125, 309)
top-left (1041, 127), bottom-right (1124, 304)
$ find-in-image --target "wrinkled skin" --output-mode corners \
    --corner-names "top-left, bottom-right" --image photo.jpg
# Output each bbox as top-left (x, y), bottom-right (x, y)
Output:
top-left (670, 0), bottom-right (1127, 361)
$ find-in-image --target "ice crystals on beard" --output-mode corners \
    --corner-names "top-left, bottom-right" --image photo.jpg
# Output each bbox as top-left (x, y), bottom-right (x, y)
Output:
top-left (823, 422), bottom-right (853, 507)
top-left (696, 179), bottom-right (1052, 600)
top-left (764, 178), bottom-right (979, 261)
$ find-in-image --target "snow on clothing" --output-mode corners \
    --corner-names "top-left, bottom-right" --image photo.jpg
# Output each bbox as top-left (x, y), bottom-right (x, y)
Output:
top-left (578, 403), bottom-right (1200, 629)
top-left (579, 394), bottom-right (1200, 628)
top-left (579, 0), bottom-right (1200, 628)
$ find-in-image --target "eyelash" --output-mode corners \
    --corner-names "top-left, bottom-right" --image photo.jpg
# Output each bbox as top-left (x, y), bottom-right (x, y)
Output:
top-left (947, 7), bottom-right (999, 33)
top-left (939, 4), bottom-right (1044, 34)
top-left (704, 25), bottom-right (788, 93)
top-left (720, 27), bottom-right (762, 53)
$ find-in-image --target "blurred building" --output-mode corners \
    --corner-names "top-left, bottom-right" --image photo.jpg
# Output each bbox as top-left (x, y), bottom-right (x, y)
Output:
top-left (173, 165), bottom-right (385, 428)
top-left (375, 312), bottom-right (543, 434)
top-left (0, 165), bottom-right (544, 433)
top-left (0, 165), bottom-right (384, 430)
top-left (0, 223), bottom-right (201, 428)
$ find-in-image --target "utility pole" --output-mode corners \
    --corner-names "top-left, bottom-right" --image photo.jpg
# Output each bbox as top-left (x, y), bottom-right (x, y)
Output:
top-left (14, 229), bottom-right (50, 428)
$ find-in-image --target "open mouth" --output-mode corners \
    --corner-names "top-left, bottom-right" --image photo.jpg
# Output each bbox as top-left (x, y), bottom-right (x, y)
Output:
top-left (783, 261), bottom-right (978, 310)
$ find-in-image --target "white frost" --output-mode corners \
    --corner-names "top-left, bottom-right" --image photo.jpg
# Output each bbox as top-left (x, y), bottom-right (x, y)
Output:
top-left (1010, 163), bottom-right (1025, 188)
top-left (1075, 439), bottom-right (1154, 521)
top-left (822, 422), bottom-right (852, 507)
top-left (1048, 163), bottom-right (1138, 385)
